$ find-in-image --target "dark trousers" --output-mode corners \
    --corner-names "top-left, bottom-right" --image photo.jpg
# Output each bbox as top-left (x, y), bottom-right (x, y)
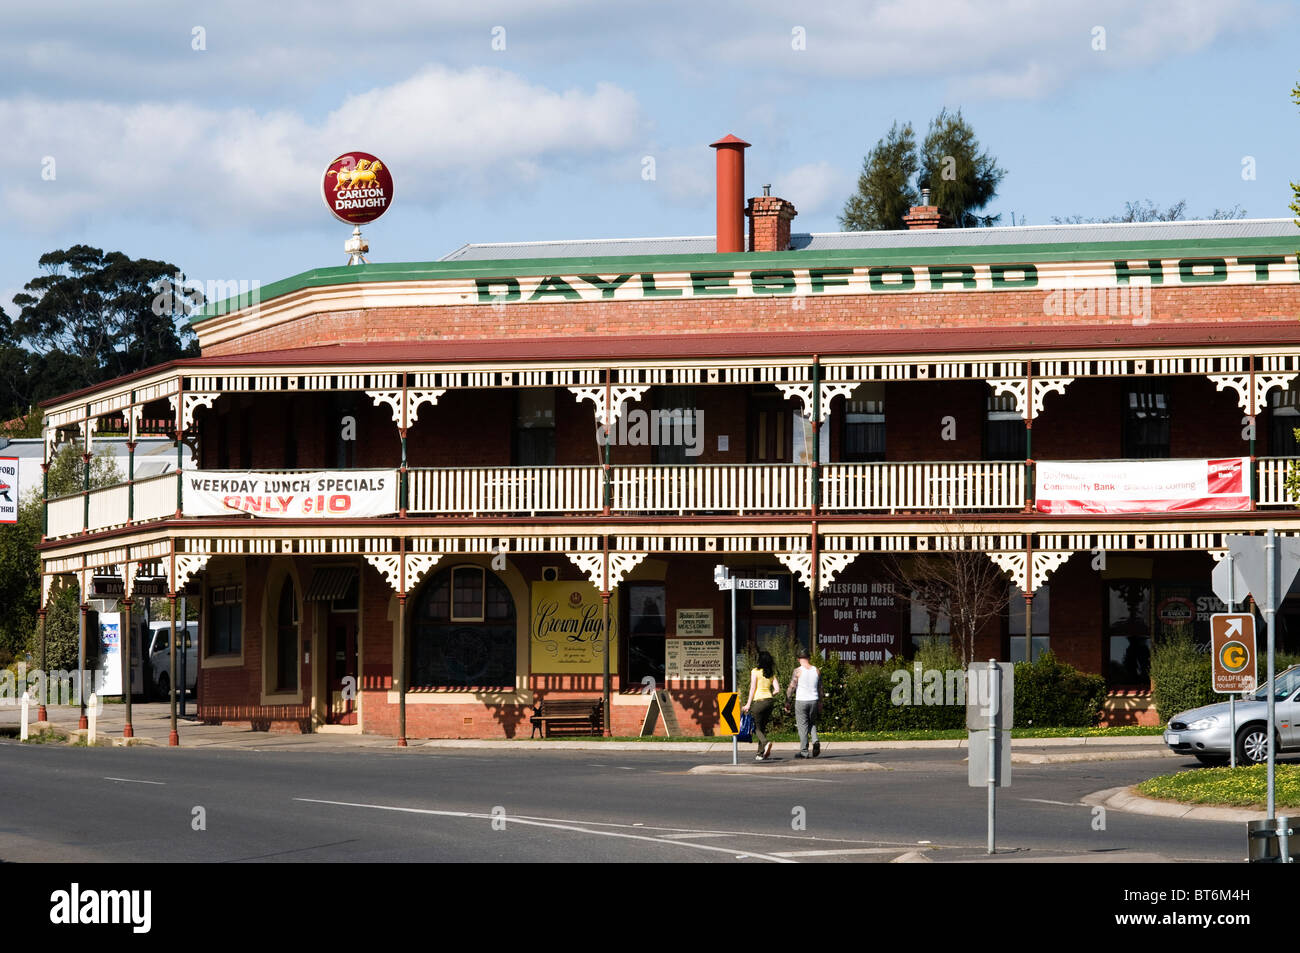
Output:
top-left (750, 697), bottom-right (774, 749)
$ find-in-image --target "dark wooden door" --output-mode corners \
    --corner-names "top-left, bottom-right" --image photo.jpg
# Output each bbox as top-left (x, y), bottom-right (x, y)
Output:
top-left (326, 613), bottom-right (358, 725)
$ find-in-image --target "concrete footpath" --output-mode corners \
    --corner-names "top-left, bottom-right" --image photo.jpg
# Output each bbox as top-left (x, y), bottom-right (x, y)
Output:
top-left (0, 702), bottom-right (1169, 760)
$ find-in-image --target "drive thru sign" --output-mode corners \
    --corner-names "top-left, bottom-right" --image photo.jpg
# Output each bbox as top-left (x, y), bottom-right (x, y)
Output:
top-left (1210, 613), bottom-right (1257, 693)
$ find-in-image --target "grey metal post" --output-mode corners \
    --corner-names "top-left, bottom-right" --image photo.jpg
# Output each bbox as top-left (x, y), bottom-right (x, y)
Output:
top-left (731, 581), bottom-right (738, 767)
top-left (1266, 528), bottom-right (1276, 820)
top-left (987, 659), bottom-right (997, 854)
top-left (1228, 552), bottom-right (1236, 769)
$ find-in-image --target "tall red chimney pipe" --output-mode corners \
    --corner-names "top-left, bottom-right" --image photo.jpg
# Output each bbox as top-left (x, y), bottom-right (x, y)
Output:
top-left (710, 134), bottom-right (750, 254)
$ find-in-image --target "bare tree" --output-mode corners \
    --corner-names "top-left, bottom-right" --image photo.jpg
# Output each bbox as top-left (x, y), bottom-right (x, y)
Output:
top-left (885, 521), bottom-right (1013, 666)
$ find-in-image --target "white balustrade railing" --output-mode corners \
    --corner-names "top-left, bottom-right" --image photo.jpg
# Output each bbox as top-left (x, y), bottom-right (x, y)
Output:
top-left (611, 464), bottom-right (810, 514)
top-left (46, 494), bottom-right (83, 539)
top-left (86, 483), bottom-right (131, 533)
top-left (408, 466), bottom-right (603, 515)
top-left (1257, 457), bottom-right (1300, 507)
top-left (134, 472), bottom-right (179, 522)
top-left (821, 461), bottom-right (1025, 512)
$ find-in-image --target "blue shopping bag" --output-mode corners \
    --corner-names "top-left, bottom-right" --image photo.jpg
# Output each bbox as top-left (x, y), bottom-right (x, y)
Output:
top-left (738, 711), bottom-right (755, 743)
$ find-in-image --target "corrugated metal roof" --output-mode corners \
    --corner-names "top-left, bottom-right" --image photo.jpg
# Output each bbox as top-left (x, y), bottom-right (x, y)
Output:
top-left (305, 567), bottom-right (357, 603)
top-left (440, 218), bottom-right (1297, 261)
top-left (168, 320), bottom-right (1300, 366)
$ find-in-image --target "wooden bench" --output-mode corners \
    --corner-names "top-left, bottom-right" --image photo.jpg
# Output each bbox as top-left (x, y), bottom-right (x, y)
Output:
top-left (530, 697), bottom-right (603, 738)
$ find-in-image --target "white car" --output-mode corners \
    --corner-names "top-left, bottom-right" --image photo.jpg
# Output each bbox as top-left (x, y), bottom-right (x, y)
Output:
top-left (147, 622), bottom-right (199, 698)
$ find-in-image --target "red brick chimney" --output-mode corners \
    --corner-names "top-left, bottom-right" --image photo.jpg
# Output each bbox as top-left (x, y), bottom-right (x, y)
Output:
top-left (903, 188), bottom-right (953, 229)
top-left (710, 134), bottom-right (750, 253)
top-left (747, 185), bottom-right (798, 252)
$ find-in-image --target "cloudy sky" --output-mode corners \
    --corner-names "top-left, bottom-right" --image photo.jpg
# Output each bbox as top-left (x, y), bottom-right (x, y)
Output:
top-left (2, 0), bottom-right (1297, 319)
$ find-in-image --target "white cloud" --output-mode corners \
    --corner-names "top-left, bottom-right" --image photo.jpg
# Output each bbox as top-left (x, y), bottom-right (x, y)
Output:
top-left (0, 66), bottom-right (646, 230)
top-left (770, 162), bottom-right (852, 217)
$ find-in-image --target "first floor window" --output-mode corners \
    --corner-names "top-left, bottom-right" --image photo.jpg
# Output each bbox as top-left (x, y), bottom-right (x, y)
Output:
top-left (842, 383), bottom-right (885, 462)
top-left (984, 393), bottom-right (1025, 460)
top-left (1124, 381), bottom-right (1171, 458)
top-left (1270, 389), bottom-right (1300, 456)
top-left (208, 584), bottom-right (243, 656)
top-left (909, 590), bottom-right (950, 654)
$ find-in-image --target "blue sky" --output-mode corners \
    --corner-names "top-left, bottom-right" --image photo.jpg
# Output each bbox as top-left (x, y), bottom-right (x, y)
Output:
top-left (2, 0), bottom-right (1297, 322)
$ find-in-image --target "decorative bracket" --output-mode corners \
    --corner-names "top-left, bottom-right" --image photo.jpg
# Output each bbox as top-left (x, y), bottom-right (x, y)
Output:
top-left (989, 551), bottom-right (1028, 592)
top-left (774, 382), bottom-right (858, 423)
top-left (365, 552), bottom-right (443, 594)
top-left (566, 552), bottom-right (647, 590)
top-left (171, 554), bottom-right (211, 593)
top-left (987, 377), bottom-right (1074, 420)
top-left (81, 414), bottom-right (100, 454)
top-left (365, 389), bottom-right (446, 429)
top-left (568, 385), bottom-right (649, 426)
top-left (121, 561), bottom-right (138, 598)
top-left (1208, 373), bottom-right (1297, 417)
top-left (818, 552), bottom-right (857, 590)
top-left (1030, 551), bottom-right (1073, 592)
top-left (775, 552), bottom-right (814, 590)
top-left (168, 392), bottom-right (219, 432)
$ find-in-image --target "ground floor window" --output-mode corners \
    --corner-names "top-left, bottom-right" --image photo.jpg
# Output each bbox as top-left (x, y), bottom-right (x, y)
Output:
top-left (1008, 584), bottom-right (1050, 663)
top-left (208, 583), bottom-right (242, 656)
top-left (412, 565), bottom-right (516, 687)
top-left (275, 579), bottom-right (298, 692)
top-left (1107, 580), bottom-right (1152, 685)
top-left (626, 583), bottom-right (666, 685)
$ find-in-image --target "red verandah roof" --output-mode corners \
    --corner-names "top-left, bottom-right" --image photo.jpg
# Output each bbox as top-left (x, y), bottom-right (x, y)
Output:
top-left (40, 320), bottom-right (1300, 408)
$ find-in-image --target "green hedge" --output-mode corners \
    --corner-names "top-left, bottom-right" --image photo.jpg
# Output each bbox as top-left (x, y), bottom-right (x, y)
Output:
top-left (1013, 651), bottom-right (1106, 728)
top-left (739, 640), bottom-right (1103, 731)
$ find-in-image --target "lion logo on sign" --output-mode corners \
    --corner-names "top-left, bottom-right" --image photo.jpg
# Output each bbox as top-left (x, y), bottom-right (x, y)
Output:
top-left (328, 158), bottom-right (385, 193)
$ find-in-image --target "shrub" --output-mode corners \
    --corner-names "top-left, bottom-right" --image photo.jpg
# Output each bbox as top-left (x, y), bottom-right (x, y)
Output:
top-left (1013, 650), bottom-right (1106, 727)
top-left (1150, 627), bottom-right (1216, 723)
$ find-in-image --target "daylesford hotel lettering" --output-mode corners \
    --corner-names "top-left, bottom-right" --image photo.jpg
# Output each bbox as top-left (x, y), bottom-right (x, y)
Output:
top-left (472, 257), bottom-right (1298, 304)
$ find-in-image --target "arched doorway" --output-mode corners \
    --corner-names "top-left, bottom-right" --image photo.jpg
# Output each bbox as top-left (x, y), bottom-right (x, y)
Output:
top-left (410, 565), bottom-right (517, 688)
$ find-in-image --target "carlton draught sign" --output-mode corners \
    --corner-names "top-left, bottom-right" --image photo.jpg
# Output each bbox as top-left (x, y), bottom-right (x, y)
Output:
top-left (183, 470), bottom-right (398, 518)
top-left (322, 151), bottom-right (394, 225)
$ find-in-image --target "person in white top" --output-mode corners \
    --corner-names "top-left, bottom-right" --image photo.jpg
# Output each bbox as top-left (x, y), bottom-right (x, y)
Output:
top-left (787, 649), bottom-right (822, 759)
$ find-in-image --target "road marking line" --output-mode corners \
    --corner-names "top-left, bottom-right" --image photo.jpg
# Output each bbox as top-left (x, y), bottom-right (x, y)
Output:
top-left (771, 847), bottom-right (913, 857)
top-left (660, 832), bottom-right (734, 840)
top-left (103, 777), bottom-right (165, 785)
top-left (1019, 798), bottom-right (1086, 807)
top-left (294, 798), bottom-right (795, 863)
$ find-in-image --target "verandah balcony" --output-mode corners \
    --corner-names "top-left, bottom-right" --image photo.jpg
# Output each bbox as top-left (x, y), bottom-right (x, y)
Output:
top-left (41, 458), bottom-right (1300, 540)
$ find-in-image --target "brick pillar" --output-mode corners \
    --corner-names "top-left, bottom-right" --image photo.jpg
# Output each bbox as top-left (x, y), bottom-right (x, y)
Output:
top-left (746, 195), bottom-right (798, 252)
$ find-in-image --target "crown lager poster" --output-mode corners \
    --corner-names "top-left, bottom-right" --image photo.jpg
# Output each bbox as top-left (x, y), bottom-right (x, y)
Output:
top-left (530, 582), bottom-right (618, 674)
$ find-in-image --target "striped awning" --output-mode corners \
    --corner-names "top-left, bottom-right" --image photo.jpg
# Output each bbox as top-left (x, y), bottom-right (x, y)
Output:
top-left (305, 567), bottom-right (357, 602)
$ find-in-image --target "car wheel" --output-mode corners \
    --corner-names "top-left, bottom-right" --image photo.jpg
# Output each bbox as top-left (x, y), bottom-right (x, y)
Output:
top-left (1236, 725), bottom-right (1272, 766)
top-left (157, 672), bottom-right (170, 700)
top-left (1195, 754), bottom-right (1229, 767)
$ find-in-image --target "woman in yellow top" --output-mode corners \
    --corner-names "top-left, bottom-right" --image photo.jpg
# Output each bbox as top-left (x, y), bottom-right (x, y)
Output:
top-left (742, 650), bottom-right (782, 761)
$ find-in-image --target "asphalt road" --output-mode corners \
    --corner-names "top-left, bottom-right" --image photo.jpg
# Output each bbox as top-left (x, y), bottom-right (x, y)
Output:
top-left (0, 740), bottom-right (1253, 863)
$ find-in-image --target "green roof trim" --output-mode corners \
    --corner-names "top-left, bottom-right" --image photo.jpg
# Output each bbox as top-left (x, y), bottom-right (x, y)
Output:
top-left (194, 234), bottom-right (1300, 324)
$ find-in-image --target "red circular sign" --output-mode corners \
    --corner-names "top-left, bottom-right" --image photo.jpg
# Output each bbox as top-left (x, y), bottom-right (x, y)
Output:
top-left (322, 151), bottom-right (394, 225)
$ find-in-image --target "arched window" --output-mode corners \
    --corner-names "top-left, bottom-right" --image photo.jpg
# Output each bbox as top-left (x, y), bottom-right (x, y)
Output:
top-left (412, 566), bottom-right (516, 688)
top-left (275, 579), bottom-right (298, 692)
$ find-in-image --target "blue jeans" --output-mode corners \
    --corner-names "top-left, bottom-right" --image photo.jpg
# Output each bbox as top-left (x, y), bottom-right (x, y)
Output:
top-left (796, 700), bottom-right (819, 754)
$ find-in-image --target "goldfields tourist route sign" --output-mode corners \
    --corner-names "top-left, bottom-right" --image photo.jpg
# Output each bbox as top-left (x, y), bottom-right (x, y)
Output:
top-left (1211, 613), bottom-right (1257, 693)
top-left (322, 151), bottom-right (394, 225)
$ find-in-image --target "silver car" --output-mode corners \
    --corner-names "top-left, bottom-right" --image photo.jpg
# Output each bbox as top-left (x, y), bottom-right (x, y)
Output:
top-left (1164, 665), bottom-right (1300, 766)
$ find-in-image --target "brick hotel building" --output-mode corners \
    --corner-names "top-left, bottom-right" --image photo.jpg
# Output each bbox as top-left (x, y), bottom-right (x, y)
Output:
top-left (35, 136), bottom-right (1300, 738)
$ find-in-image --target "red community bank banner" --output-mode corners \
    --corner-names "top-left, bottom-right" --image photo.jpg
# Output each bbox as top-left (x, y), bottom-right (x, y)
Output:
top-left (1036, 457), bottom-right (1250, 515)
top-left (182, 470), bottom-right (398, 518)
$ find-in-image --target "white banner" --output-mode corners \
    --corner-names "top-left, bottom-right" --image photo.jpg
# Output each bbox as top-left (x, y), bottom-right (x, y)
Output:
top-left (1036, 457), bottom-right (1250, 514)
top-left (182, 470), bottom-right (398, 518)
top-left (0, 457), bottom-right (16, 523)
